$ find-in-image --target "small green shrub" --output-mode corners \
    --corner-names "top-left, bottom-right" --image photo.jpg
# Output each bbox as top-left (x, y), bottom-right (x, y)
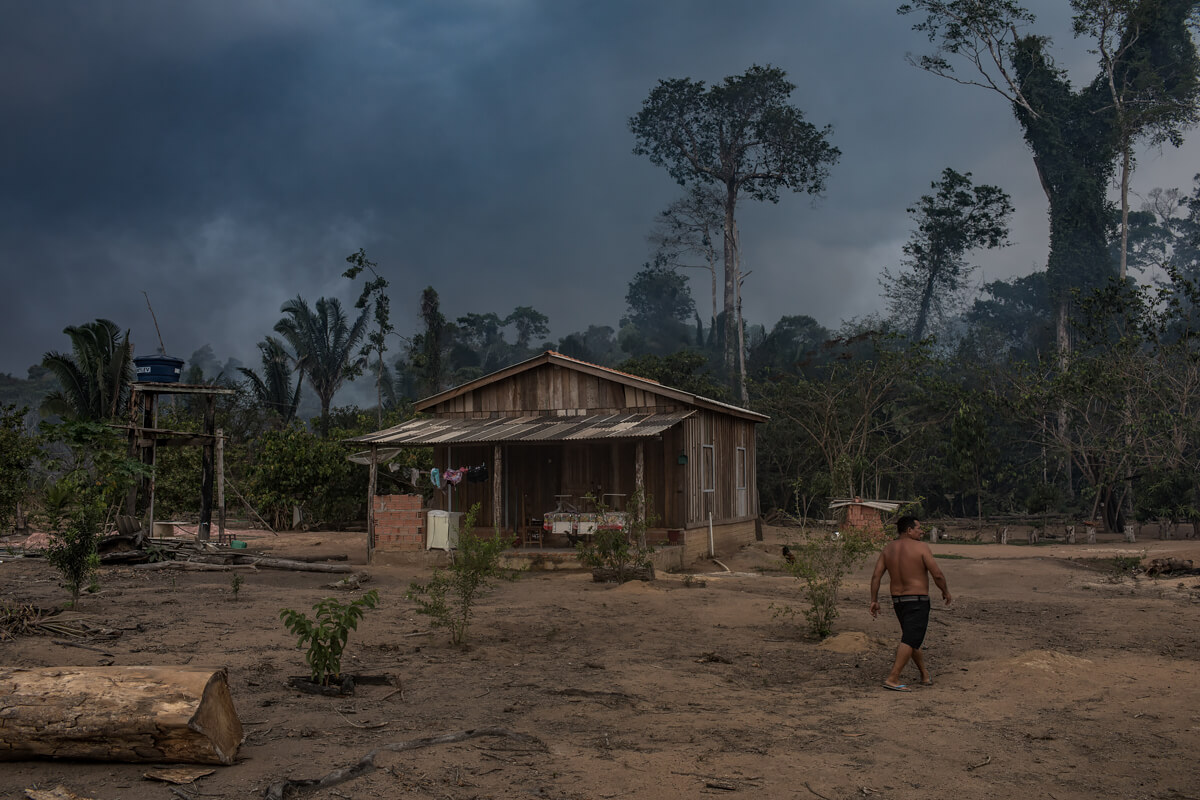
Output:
top-left (406, 504), bottom-right (517, 645)
top-left (42, 479), bottom-right (104, 608)
top-left (1106, 554), bottom-right (1143, 582)
top-left (280, 589), bottom-right (379, 684)
top-left (574, 490), bottom-right (655, 583)
top-left (38, 420), bottom-right (149, 605)
top-left (0, 404), bottom-right (37, 534)
top-left (230, 573), bottom-right (244, 601)
top-left (782, 527), bottom-right (882, 639)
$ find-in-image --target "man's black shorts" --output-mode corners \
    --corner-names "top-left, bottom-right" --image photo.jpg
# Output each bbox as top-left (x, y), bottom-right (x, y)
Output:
top-left (892, 595), bottom-right (930, 649)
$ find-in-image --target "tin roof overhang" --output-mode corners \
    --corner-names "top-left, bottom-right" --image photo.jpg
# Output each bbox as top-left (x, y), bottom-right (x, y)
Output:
top-left (347, 410), bottom-right (695, 447)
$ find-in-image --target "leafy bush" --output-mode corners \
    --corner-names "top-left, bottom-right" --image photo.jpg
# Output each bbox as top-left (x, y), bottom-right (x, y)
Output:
top-left (244, 424), bottom-right (364, 529)
top-left (574, 490), bottom-right (656, 583)
top-left (779, 526), bottom-right (882, 639)
top-left (280, 589), bottom-right (379, 685)
top-left (0, 404), bottom-right (37, 533)
top-left (44, 489), bottom-right (103, 608)
top-left (38, 420), bottom-right (147, 606)
top-left (576, 528), bottom-right (655, 583)
top-left (406, 504), bottom-right (517, 645)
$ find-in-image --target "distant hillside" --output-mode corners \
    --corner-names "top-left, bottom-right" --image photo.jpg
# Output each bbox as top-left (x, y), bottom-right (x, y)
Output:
top-left (0, 366), bottom-right (57, 415)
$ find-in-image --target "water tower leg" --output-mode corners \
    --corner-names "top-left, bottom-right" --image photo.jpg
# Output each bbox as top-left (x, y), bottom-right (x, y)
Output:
top-left (199, 396), bottom-right (215, 541)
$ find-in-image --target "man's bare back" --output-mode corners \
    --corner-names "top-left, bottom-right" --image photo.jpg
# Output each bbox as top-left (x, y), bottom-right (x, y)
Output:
top-left (869, 519), bottom-right (952, 613)
top-left (880, 537), bottom-right (941, 596)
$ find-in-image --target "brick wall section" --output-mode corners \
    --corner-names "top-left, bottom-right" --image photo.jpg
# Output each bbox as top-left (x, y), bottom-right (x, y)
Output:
top-left (373, 494), bottom-right (425, 552)
top-left (844, 505), bottom-right (885, 537)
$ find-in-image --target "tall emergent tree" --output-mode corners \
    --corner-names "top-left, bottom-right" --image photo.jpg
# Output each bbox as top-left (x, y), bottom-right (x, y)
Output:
top-left (504, 306), bottom-right (550, 354)
top-left (411, 287), bottom-right (448, 396)
top-left (1072, 0), bottom-right (1200, 280)
top-left (648, 183), bottom-right (724, 332)
top-left (630, 64), bottom-right (840, 403)
top-left (41, 319), bottom-right (134, 422)
top-left (344, 248), bottom-right (394, 425)
top-left (274, 296), bottom-right (368, 436)
top-left (898, 0), bottom-right (1200, 357)
top-left (882, 168), bottom-right (1013, 341)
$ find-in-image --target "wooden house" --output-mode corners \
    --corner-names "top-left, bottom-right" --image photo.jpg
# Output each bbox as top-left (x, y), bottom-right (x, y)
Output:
top-left (350, 351), bottom-right (768, 563)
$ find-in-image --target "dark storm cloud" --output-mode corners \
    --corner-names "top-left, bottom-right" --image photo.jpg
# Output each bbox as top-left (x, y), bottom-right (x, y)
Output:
top-left (2, 1), bottom-right (1197, 388)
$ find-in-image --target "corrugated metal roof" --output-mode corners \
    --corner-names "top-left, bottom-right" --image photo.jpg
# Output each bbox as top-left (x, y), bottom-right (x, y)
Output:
top-left (829, 499), bottom-right (903, 512)
top-left (347, 411), bottom-right (695, 446)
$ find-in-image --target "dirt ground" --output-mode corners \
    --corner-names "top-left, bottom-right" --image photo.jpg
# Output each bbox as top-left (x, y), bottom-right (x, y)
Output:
top-left (3, 524), bottom-right (1200, 800)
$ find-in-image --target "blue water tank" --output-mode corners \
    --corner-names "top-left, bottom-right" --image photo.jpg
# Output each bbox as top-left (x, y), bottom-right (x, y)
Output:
top-left (134, 354), bottom-right (185, 383)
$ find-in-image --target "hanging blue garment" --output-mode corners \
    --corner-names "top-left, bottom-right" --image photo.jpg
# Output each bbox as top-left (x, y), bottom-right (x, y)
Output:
top-left (430, 467), bottom-right (441, 488)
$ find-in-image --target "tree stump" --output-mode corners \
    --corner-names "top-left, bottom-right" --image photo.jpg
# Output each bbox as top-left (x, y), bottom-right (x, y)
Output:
top-left (929, 526), bottom-right (939, 543)
top-left (1086, 525), bottom-right (1096, 544)
top-left (997, 527), bottom-right (1008, 545)
top-left (1124, 525), bottom-right (1136, 543)
top-left (1066, 525), bottom-right (1075, 544)
top-left (1029, 528), bottom-right (1039, 545)
top-left (0, 666), bottom-right (242, 764)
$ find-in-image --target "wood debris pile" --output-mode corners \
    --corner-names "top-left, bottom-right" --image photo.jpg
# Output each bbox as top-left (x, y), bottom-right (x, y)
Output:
top-left (0, 605), bottom-right (116, 642)
top-left (1145, 557), bottom-right (1200, 577)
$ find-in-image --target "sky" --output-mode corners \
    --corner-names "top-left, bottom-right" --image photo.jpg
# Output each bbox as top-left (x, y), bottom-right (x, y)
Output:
top-left (3, 0), bottom-right (1199, 389)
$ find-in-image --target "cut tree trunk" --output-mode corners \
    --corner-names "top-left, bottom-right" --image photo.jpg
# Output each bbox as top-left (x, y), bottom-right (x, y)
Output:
top-left (0, 666), bottom-right (242, 765)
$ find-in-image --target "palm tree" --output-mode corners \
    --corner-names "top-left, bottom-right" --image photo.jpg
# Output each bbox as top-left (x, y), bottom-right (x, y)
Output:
top-left (238, 336), bottom-right (303, 426)
top-left (41, 319), bottom-right (134, 421)
top-left (274, 296), bottom-right (367, 435)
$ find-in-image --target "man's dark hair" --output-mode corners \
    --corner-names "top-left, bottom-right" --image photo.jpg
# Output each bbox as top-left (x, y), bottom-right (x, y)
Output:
top-left (896, 516), bottom-right (918, 536)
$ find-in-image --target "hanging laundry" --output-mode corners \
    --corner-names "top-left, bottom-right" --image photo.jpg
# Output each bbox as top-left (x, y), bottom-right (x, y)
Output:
top-left (467, 463), bottom-right (489, 483)
top-left (430, 467), bottom-right (441, 488)
top-left (444, 467), bottom-right (467, 486)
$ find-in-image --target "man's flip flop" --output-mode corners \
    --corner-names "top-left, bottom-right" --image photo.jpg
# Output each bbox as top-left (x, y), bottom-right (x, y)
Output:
top-left (920, 679), bottom-right (934, 686)
top-left (882, 683), bottom-right (911, 692)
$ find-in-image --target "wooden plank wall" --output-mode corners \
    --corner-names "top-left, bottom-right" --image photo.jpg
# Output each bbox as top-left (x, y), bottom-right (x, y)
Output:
top-left (430, 418), bottom-right (758, 531)
top-left (430, 439), bottom-right (685, 532)
top-left (682, 411), bottom-right (758, 528)
top-left (430, 365), bottom-right (688, 418)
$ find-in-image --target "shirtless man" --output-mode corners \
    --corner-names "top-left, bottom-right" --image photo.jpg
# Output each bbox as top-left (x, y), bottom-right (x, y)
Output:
top-left (869, 516), bottom-right (952, 692)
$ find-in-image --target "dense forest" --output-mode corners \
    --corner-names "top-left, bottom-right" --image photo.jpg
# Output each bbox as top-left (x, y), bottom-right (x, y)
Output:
top-left (5, 0), bottom-right (1200, 541)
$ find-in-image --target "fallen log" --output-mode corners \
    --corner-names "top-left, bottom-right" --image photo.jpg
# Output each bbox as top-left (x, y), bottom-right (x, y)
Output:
top-left (0, 666), bottom-right (242, 765)
top-left (132, 561), bottom-right (257, 572)
top-left (266, 553), bottom-right (349, 563)
top-left (231, 556), bottom-right (352, 573)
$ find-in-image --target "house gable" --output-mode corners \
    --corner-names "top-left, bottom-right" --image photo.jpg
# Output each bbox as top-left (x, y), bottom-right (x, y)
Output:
top-left (422, 361), bottom-right (689, 418)
top-left (415, 351), bottom-right (768, 422)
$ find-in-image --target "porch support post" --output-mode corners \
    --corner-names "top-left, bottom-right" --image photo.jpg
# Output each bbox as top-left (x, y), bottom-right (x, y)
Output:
top-left (635, 440), bottom-right (645, 549)
top-left (367, 444), bottom-right (378, 564)
top-left (493, 444), bottom-right (503, 535)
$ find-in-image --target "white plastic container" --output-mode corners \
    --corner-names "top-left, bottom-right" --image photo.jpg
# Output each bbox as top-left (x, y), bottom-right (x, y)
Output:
top-left (426, 510), bottom-right (464, 550)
